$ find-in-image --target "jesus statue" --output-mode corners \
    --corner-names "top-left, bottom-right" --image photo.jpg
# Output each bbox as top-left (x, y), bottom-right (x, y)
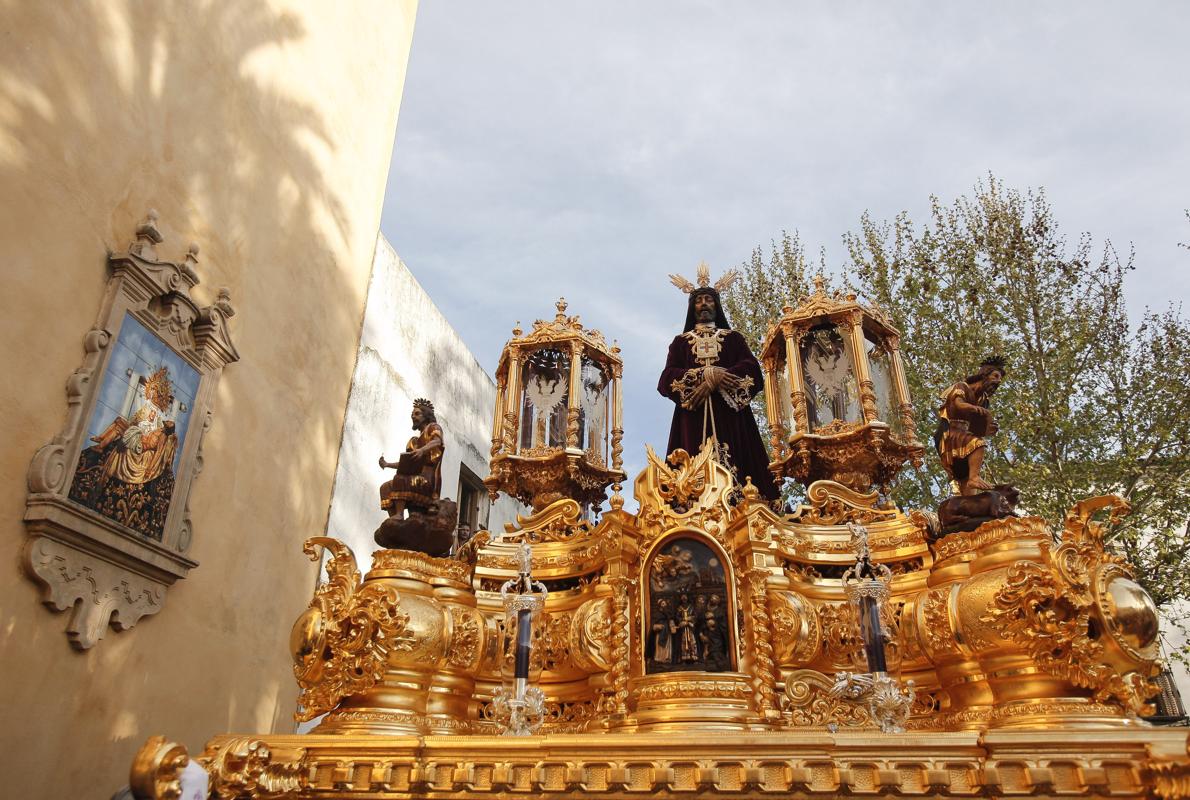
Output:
top-left (657, 264), bottom-right (779, 503)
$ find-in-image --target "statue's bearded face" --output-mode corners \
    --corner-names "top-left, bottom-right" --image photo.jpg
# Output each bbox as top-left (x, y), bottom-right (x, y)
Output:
top-left (693, 292), bottom-right (717, 323)
top-left (411, 407), bottom-right (426, 428)
top-left (982, 369), bottom-right (1004, 395)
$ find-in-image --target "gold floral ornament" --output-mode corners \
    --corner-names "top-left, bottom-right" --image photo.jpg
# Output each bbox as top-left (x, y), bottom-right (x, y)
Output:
top-left (485, 298), bottom-right (626, 510)
top-left (980, 495), bottom-right (1161, 714)
top-left (290, 537), bottom-right (416, 721)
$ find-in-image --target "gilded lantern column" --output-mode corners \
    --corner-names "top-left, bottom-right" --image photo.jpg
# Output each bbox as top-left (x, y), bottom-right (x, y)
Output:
top-left (566, 339), bottom-right (583, 449)
top-left (610, 353), bottom-right (624, 494)
top-left (503, 342), bottom-right (523, 454)
top-left (761, 354), bottom-right (782, 456)
top-left (490, 366), bottom-right (507, 458)
top-left (886, 335), bottom-right (918, 441)
top-left (846, 310), bottom-right (879, 423)
top-left (784, 328), bottom-right (809, 435)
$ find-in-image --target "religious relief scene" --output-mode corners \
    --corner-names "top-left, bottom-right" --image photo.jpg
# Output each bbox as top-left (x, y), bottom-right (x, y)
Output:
top-left (67, 313), bottom-right (199, 540)
top-left (645, 537), bottom-right (732, 673)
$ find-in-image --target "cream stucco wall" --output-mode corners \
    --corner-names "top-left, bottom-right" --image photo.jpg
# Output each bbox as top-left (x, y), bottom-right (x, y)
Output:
top-left (325, 236), bottom-right (524, 566)
top-left (0, 2), bottom-right (418, 797)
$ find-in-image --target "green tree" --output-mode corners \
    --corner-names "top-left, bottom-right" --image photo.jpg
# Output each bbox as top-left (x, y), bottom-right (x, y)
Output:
top-left (727, 177), bottom-right (1190, 642)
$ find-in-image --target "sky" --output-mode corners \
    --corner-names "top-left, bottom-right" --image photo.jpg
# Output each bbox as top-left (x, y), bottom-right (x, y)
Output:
top-left (379, 2), bottom-right (1190, 498)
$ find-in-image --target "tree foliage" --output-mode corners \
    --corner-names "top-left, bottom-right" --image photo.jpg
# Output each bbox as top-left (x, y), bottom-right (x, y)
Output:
top-left (726, 177), bottom-right (1190, 630)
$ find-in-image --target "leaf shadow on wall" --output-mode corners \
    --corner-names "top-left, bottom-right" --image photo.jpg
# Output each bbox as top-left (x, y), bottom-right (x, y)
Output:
top-left (0, 0), bottom-right (373, 789)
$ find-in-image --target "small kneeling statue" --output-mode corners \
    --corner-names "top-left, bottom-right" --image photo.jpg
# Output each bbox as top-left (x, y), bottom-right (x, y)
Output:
top-left (933, 356), bottom-right (1019, 536)
top-left (374, 398), bottom-right (457, 555)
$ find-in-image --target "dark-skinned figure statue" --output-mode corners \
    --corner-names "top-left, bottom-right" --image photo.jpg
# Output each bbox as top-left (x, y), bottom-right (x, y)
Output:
top-left (658, 264), bottom-right (779, 504)
top-left (933, 356), bottom-right (1019, 535)
top-left (374, 398), bottom-right (458, 555)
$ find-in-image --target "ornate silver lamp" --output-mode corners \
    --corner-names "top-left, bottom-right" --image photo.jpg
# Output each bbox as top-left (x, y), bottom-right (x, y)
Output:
top-left (830, 522), bottom-right (915, 733)
top-left (491, 542), bottom-right (548, 735)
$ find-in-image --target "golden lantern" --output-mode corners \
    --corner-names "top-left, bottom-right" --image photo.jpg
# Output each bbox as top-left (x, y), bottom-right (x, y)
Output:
top-left (484, 298), bottom-right (625, 510)
top-left (759, 276), bottom-right (923, 491)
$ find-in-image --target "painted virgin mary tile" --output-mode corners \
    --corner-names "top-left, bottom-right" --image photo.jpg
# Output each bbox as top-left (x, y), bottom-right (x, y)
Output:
top-left (68, 313), bottom-right (199, 540)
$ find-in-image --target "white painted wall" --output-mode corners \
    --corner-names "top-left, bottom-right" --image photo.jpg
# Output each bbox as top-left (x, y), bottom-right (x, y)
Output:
top-left (324, 235), bottom-right (523, 561)
top-left (1160, 605), bottom-right (1190, 714)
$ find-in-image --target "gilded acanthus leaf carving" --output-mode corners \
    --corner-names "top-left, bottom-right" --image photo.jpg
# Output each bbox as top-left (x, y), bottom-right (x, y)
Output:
top-left (504, 497), bottom-right (593, 543)
top-left (645, 443), bottom-right (713, 509)
top-left (446, 605), bottom-right (482, 669)
top-left (292, 537), bottom-right (416, 721)
top-left (783, 669), bottom-right (872, 729)
top-left (200, 737), bottom-right (305, 800)
top-left (980, 546), bottom-right (1157, 715)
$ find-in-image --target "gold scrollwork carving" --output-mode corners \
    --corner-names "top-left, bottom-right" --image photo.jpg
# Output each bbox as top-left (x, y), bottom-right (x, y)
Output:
top-left (569, 595), bottom-right (612, 673)
top-left (130, 735), bottom-right (189, 800)
top-left (291, 538), bottom-right (417, 721)
top-left (200, 737), bottom-right (305, 800)
top-left (817, 602), bottom-right (862, 668)
top-left (1146, 760), bottom-right (1190, 800)
top-left (504, 498), bottom-right (593, 543)
top-left (930, 515), bottom-right (1050, 562)
top-left (981, 556), bottom-right (1156, 714)
top-left (975, 496), bottom-right (1158, 714)
top-left (783, 669), bottom-right (872, 728)
top-left (539, 611), bottom-right (574, 673)
top-left (921, 587), bottom-right (956, 658)
top-left (790, 480), bottom-right (900, 527)
top-left (371, 548), bottom-right (472, 584)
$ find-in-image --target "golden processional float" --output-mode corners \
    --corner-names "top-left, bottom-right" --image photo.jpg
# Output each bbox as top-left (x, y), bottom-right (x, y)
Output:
top-left (130, 281), bottom-right (1190, 800)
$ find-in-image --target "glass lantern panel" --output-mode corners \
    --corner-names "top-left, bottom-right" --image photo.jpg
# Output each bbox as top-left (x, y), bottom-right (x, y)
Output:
top-left (800, 324), bottom-right (861, 431)
top-left (519, 348), bottom-right (570, 452)
top-left (865, 332), bottom-right (902, 434)
top-left (579, 356), bottom-right (610, 465)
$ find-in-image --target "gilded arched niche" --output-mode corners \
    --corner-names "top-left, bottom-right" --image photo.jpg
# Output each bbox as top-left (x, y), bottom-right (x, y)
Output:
top-left (643, 533), bottom-right (736, 674)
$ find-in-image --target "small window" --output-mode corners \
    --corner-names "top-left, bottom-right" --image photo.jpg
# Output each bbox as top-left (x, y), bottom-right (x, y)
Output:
top-left (457, 463), bottom-right (489, 547)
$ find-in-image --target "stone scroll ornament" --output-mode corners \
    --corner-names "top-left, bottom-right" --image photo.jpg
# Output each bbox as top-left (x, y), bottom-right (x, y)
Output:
top-left (23, 211), bottom-right (239, 649)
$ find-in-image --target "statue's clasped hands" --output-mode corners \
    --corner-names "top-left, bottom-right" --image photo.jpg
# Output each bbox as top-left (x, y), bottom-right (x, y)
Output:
top-left (688, 366), bottom-right (745, 407)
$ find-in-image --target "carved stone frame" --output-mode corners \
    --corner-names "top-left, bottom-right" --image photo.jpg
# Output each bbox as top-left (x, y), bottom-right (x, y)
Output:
top-left (23, 211), bottom-right (239, 649)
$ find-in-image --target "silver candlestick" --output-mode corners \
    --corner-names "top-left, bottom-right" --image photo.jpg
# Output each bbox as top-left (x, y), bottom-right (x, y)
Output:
top-left (491, 542), bottom-right (548, 736)
top-left (831, 522), bottom-right (915, 734)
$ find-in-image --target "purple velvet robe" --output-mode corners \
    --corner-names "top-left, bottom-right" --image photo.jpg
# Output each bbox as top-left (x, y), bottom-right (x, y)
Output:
top-left (657, 329), bottom-right (779, 501)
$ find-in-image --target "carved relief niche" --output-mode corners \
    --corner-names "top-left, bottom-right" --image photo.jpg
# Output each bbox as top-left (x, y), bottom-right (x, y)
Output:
top-left (23, 211), bottom-right (239, 649)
